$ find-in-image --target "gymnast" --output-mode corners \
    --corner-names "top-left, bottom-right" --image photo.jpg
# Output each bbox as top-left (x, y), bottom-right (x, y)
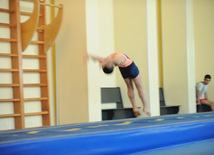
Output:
top-left (85, 53), bottom-right (150, 117)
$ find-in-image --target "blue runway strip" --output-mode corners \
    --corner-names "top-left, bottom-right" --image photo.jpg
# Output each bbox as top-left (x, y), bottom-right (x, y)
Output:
top-left (0, 112), bottom-right (214, 155)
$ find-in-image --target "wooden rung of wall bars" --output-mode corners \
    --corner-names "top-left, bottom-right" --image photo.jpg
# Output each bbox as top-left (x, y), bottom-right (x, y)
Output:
top-left (40, 3), bottom-right (63, 8)
top-left (20, 0), bottom-right (63, 8)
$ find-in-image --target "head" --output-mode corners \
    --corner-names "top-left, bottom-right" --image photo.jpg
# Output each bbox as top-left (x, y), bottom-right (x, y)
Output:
top-left (102, 58), bottom-right (114, 74)
top-left (203, 74), bottom-right (211, 85)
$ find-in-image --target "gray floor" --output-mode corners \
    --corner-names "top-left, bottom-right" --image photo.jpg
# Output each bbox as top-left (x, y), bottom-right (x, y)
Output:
top-left (134, 138), bottom-right (214, 155)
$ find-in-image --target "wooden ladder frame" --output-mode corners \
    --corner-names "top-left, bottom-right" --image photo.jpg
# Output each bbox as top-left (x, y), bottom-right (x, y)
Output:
top-left (0, 0), bottom-right (25, 129)
top-left (0, 0), bottom-right (62, 130)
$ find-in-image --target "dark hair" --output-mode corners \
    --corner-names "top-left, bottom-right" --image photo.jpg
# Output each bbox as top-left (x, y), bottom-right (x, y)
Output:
top-left (204, 74), bottom-right (211, 79)
top-left (103, 66), bottom-right (114, 74)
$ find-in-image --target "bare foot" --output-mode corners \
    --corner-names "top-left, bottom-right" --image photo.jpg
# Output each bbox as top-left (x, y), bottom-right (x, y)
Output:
top-left (143, 107), bottom-right (151, 116)
top-left (133, 108), bottom-right (141, 117)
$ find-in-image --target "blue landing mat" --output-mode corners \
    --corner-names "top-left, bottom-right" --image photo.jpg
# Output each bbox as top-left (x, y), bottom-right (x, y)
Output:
top-left (0, 112), bottom-right (214, 155)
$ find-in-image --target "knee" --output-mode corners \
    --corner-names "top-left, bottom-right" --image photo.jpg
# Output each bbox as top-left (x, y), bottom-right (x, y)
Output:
top-left (136, 86), bottom-right (144, 94)
top-left (136, 84), bottom-right (144, 92)
top-left (138, 93), bottom-right (144, 99)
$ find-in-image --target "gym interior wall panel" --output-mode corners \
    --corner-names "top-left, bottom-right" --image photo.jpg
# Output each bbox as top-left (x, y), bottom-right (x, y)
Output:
top-left (22, 58), bottom-right (40, 69)
top-left (23, 87), bottom-right (41, 99)
top-left (0, 42), bottom-right (11, 54)
top-left (194, 0), bottom-right (214, 102)
top-left (162, 0), bottom-right (188, 113)
top-left (0, 0), bottom-right (9, 9)
top-left (0, 118), bottom-right (14, 131)
top-left (0, 13), bottom-right (9, 24)
top-left (55, 0), bottom-right (89, 124)
top-left (24, 115), bottom-right (42, 128)
top-left (0, 102), bottom-right (14, 114)
top-left (0, 72), bottom-right (12, 83)
top-left (22, 44), bottom-right (39, 55)
top-left (0, 27), bottom-right (10, 38)
top-left (0, 88), bottom-right (13, 99)
top-left (113, 0), bottom-right (149, 117)
top-left (23, 73), bottom-right (40, 84)
top-left (24, 101), bottom-right (42, 113)
top-left (0, 57), bottom-right (11, 69)
top-left (157, 0), bottom-right (163, 89)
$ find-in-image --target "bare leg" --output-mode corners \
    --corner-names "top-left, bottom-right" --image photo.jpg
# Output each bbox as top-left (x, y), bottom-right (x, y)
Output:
top-left (133, 74), bottom-right (151, 116)
top-left (201, 100), bottom-right (214, 111)
top-left (124, 78), bottom-right (140, 117)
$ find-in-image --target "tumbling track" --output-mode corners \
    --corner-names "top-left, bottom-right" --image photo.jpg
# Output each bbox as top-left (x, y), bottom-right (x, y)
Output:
top-left (0, 112), bottom-right (214, 155)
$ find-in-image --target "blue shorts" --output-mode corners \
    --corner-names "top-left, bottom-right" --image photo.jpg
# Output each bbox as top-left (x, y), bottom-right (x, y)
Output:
top-left (119, 62), bottom-right (139, 79)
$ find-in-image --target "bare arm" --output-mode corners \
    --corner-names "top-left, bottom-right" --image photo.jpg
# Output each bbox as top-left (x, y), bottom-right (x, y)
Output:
top-left (197, 90), bottom-right (201, 105)
top-left (205, 92), bottom-right (208, 100)
top-left (85, 54), bottom-right (104, 63)
top-left (85, 53), bottom-right (126, 66)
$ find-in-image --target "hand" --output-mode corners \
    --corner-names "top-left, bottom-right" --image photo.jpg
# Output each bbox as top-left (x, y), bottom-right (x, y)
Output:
top-left (83, 54), bottom-right (89, 64)
top-left (197, 101), bottom-right (201, 105)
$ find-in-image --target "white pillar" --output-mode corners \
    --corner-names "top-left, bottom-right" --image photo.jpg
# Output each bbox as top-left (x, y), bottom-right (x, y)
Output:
top-left (85, 0), bottom-right (115, 121)
top-left (98, 0), bottom-right (116, 87)
top-left (186, 0), bottom-right (196, 113)
top-left (85, 0), bottom-right (102, 122)
top-left (146, 0), bottom-right (160, 116)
